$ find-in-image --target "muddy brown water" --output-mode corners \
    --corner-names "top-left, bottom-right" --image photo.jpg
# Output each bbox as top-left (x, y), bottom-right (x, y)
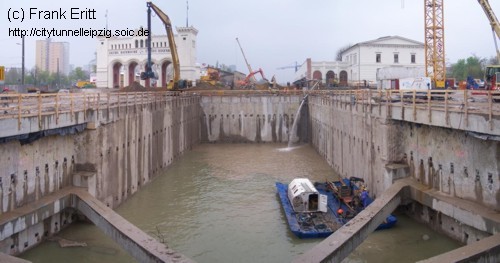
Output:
top-left (20, 144), bottom-right (461, 263)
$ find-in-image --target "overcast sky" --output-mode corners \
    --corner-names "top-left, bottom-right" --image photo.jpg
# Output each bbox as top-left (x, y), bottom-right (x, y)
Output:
top-left (1, 0), bottom-right (499, 82)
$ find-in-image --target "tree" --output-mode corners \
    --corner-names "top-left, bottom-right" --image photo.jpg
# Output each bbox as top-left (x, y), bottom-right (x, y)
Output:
top-left (335, 44), bottom-right (353, 61)
top-left (450, 55), bottom-right (485, 81)
top-left (486, 55), bottom-right (498, 66)
top-left (70, 67), bottom-right (88, 82)
top-left (5, 68), bottom-right (21, 85)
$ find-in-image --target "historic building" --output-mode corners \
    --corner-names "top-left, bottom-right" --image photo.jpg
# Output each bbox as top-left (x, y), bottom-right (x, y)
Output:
top-left (95, 26), bottom-right (199, 88)
top-left (294, 36), bottom-right (425, 87)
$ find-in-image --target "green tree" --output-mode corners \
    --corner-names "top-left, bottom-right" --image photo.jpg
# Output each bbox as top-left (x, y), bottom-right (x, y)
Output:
top-left (69, 67), bottom-right (89, 82)
top-left (5, 68), bottom-right (21, 84)
top-left (450, 55), bottom-right (485, 81)
top-left (37, 71), bottom-right (50, 86)
top-left (336, 44), bottom-right (352, 61)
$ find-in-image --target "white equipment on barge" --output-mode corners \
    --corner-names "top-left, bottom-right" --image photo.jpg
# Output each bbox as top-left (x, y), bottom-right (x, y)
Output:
top-left (287, 178), bottom-right (327, 213)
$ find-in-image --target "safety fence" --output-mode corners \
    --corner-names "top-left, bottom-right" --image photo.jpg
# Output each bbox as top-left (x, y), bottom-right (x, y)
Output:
top-left (0, 91), bottom-right (186, 130)
top-left (310, 89), bottom-right (500, 116)
top-left (1, 89), bottom-right (499, 130)
top-left (309, 89), bottom-right (500, 132)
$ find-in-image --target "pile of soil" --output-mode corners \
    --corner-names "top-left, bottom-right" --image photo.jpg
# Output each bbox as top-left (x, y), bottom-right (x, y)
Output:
top-left (118, 81), bottom-right (170, 92)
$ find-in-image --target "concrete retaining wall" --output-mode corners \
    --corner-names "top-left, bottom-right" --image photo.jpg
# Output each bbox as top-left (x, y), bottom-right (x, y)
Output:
top-left (308, 95), bottom-right (499, 210)
top-left (308, 94), bottom-right (500, 249)
top-left (76, 96), bottom-right (201, 206)
top-left (0, 95), bottom-right (201, 256)
top-left (199, 95), bottom-right (307, 143)
top-left (397, 122), bottom-right (499, 210)
top-left (308, 96), bottom-right (403, 196)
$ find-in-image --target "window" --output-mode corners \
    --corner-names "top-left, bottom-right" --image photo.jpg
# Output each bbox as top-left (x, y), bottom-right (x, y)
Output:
top-left (376, 53), bottom-right (381, 63)
top-left (135, 40), bottom-right (138, 48)
top-left (140, 39), bottom-right (144, 48)
top-left (394, 53), bottom-right (399, 63)
top-left (411, 54), bottom-right (416, 63)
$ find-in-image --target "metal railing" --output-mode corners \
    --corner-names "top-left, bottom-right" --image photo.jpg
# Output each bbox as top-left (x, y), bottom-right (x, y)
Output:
top-left (309, 89), bottom-right (500, 130)
top-left (1, 89), bottom-right (498, 131)
top-left (0, 91), bottom-right (186, 130)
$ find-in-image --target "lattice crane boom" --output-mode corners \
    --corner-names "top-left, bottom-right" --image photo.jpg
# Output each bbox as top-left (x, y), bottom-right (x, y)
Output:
top-left (424, 0), bottom-right (446, 88)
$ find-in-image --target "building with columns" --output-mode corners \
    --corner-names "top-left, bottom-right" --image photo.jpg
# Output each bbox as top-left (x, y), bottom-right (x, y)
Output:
top-left (294, 36), bottom-right (425, 87)
top-left (95, 26), bottom-right (199, 88)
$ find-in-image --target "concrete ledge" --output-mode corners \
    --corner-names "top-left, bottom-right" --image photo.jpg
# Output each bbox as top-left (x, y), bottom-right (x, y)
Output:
top-left (0, 252), bottom-right (31, 263)
top-left (73, 188), bottom-right (193, 263)
top-left (0, 187), bottom-right (74, 242)
top-left (417, 233), bottom-right (500, 263)
top-left (0, 187), bottom-right (193, 263)
top-left (406, 178), bottom-right (500, 234)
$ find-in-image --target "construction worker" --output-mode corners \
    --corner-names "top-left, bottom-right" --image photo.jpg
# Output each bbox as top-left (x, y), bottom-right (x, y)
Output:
top-left (337, 208), bottom-right (344, 218)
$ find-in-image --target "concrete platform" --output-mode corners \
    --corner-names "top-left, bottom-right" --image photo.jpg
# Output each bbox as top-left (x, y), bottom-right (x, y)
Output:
top-left (0, 187), bottom-right (193, 263)
top-left (0, 252), bottom-right (31, 263)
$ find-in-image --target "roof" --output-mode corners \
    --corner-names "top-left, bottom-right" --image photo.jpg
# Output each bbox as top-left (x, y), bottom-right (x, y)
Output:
top-left (343, 35), bottom-right (424, 54)
top-left (289, 178), bottom-right (318, 195)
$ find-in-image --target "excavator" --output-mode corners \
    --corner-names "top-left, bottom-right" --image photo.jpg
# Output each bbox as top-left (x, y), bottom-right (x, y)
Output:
top-left (479, 0), bottom-right (500, 90)
top-left (237, 68), bottom-right (269, 89)
top-left (235, 38), bottom-right (275, 90)
top-left (140, 2), bottom-right (187, 89)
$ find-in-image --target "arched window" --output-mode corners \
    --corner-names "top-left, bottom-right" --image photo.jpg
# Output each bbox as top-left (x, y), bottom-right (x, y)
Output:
top-left (313, 70), bottom-right (322, 80)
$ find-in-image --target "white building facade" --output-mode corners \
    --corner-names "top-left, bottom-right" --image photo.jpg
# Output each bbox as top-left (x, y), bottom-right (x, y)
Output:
top-left (294, 36), bottom-right (425, 87)
top-left (96, 26), bottom-right (199, 88)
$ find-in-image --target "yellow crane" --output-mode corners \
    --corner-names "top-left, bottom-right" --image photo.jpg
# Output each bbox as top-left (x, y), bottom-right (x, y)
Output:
top-left (424, 0), bottom-right (446, 89)
top-left (425, 0), bottom-right (499, 90)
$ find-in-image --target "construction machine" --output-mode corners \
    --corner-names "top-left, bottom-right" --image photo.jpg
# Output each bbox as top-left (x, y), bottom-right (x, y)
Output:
top-left (237, 68), bottom-right (269, 89)
top-left (141, 2), bottom-right (187, 89)
top-left (199, 66), bottom-right (220, 86)
top-left (478, 0), bottom-right (500, 90)
top-left (235, 38), bottom-right (257, 82)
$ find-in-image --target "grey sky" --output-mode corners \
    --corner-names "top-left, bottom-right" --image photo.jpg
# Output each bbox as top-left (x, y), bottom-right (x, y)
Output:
top-left (1, 0), bottom-right (499, 82)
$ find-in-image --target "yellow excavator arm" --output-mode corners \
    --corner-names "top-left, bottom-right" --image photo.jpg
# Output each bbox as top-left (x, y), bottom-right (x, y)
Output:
top-left (147, 2), bottom-right (180, 87)
top-left (478, 0), bottom-right (500, 62)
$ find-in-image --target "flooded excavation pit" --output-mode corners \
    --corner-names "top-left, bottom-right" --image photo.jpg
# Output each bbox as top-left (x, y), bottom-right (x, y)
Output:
top-left (19, 144), bottom-right (461, 263)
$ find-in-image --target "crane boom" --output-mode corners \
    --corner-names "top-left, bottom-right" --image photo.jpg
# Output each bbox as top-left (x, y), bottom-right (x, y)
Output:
top-left (424, 0), bottom-right (446, 88)
top-left (235, 38), bottom-right (257, 82)
top-left (478, 0), bottom-right (500, 62)
top-left (478, 0), bottom-right (500, 90)
top-left (141, 2), bottom-right (181, 89)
